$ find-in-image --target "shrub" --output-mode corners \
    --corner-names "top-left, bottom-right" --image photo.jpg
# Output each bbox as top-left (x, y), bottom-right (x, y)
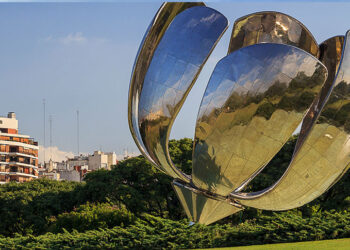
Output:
top-left (49, 202), bottom-right (136, 233)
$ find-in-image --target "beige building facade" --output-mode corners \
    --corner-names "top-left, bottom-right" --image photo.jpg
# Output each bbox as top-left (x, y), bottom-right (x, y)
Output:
top-left (0, 112), bottom-right (39, 184)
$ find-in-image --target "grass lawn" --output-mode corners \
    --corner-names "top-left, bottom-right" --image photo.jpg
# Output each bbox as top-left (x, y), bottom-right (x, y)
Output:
top-left (208, 238), bottom-right (350, 250)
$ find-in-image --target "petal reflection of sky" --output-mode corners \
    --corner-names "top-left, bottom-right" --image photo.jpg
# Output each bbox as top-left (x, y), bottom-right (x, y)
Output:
top-left (138, 6), bottom-right (228, 128)
top-left (196, 43), bottom-right (319, 124)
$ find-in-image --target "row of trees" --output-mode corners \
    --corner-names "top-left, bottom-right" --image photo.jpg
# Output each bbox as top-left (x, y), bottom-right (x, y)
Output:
top-left (2, 209), bottom-right (350, 248)
top-left (0, 138), bottom-right (350, 248)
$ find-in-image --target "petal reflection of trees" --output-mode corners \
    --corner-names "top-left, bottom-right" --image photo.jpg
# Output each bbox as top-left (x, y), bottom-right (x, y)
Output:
top-left (193, 68), bottom-right (326, 196)
top-left (319, 80), bottom-right (350, 132)
top-left (139, 114), bottom-right (169, 171)
top-left (235, 77), bottom-right (350, 210)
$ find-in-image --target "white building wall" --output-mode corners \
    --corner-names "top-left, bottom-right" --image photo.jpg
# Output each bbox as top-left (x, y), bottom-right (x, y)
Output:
top-left (107, 152), bottom-right (117, 169)
top-left (45, 160), bottom-right (57, 172)
top-left (65, 151), bottom-right (116, 172)
top-left (41, 172), bottom-right (60, 181)
top-left (88, 151), bottom-right (108, 171)
top-left (59, 170), bottom-right (81, 182)
top-left (0, 115), bottom-right (18, 130)
top-left (57, 161), bottom-right (68, 171)
top-left (67, 159), bottom-right (88, 170)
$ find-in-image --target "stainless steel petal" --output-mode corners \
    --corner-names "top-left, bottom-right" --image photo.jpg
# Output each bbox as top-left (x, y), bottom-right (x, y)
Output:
top-left (235, 36), bottom-right (344, 194)
top-left (228, 11), bottom-right (319, 57)
top-left (128, 2), bottom-right (204, 173)
top-left (192, 43), bottom-right (327, 196)
top-left (172, 180), bottom-right (243, 225)
top-left (129, 2), bottom-right (228, 181)
top-left (234, 32), bottom-right (350, 210)
top-left (294, 36), bottom-right (344, 155)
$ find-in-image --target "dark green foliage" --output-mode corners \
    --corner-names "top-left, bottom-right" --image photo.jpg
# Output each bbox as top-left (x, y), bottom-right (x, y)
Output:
top-left (168, 138), bottom-right (193, 175)
top-left (255, 102), bottom-right (275, 120)
top-left (1, 137), bottom-right (350, 248)
top-left (83, 155), bottom-right (182, 219)
top-left (0, 157), bottom-right (180, 237)
top-left (49, 202), bottom-right (135, 233)
top-left (1, 211), bottom-right (350, 249)
top-left (245, 135), bottom-right (297, 192)
top-left (0, 179), bottom-right (83, 236)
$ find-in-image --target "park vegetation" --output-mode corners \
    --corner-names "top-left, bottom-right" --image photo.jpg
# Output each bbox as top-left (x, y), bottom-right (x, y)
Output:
top-left (1, 137), bottom-right (350, 249)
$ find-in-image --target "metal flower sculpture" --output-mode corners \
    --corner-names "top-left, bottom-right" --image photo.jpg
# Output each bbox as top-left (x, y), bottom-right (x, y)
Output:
top-left (128, 2), bottom-right (350, 225)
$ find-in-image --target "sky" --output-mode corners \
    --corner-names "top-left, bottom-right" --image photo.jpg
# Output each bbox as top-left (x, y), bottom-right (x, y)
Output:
top-left (1, 1), bottom-right (350, 162)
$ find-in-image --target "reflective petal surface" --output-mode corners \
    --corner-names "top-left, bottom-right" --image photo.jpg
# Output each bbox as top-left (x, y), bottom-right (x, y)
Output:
top-left (228, 11), bottom-right (319, 57)
top-left (192, 43), bottom-right (327, 196)
top-left (172, 181), bottom-right (242, 225)
top-left (128, 2), bottom-right (204, 173)
top-left (128, 4), bottom-right (350, 225)
top-left (235, 32), bottom-right (350, 210)
top-left (128, 2), bottom-right (228, 181)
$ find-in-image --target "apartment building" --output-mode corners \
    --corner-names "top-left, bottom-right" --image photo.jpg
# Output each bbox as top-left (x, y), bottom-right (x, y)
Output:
top-left (67, 151), bottom-right (117, 171)
top-left (0, 112), bottom-right (39, 184)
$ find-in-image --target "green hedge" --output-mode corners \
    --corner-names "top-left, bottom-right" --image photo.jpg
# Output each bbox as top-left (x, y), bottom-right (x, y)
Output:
top-left (48, 202), bottom-right (136, 233)
top-left (0, 179), bottom-right (83, 236)
top-left (1, 138), bottom-right (350, 248)
top-left (1, 211), bottom-right (350, 249)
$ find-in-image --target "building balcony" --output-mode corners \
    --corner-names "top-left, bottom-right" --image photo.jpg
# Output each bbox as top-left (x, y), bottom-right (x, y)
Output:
top-left (0, 151), bottom-right (38, 159)
top-left (0, 172), bottom-right (38, 178)
top-left (0, 139), bottom-right (39, 150)
top-left (0, 161), bottom-right (38, 169)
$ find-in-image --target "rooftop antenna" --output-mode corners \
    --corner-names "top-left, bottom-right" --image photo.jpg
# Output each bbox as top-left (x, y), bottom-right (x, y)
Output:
top-left (49, 114), bottom-right (52, 160)
top-left (77, 110), bottom-right (80, 156)
top-left (43, 99), bottom-right (46, 164)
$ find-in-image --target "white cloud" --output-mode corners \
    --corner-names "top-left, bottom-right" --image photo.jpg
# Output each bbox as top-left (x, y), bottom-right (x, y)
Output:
top-left (38, 145), bottom-right (75, 163)
top-left (116, 151), bottom-right (139, 161)
top-left (44, 35), bottom-right (53, 42)
top-left (60, 32), bottom-right (87, 45)
top-left (38, 145), bottom-right (140, 164)
top-left (41, 32), bottom-right (108, 45)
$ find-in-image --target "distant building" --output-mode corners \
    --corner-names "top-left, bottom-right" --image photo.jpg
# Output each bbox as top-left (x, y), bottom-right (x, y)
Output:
top-left (67, 151), bottom-right (117, 171)
top-left (59, 169), bottom-right (82, 182)
top-left (38, 151), bottom-right (117, 182)
top-left (56, 161), bottom-right (68, 171)
top-left (38, 159), bottom-right (62, 181)
top-left (66, 155), bottom-right (88, 171)
top-left (38, 161), bottom-right (85, 182)
top-left (39, 169), bottom-right (60, 181)
top-left (0, 112), bottom-right (39, 184)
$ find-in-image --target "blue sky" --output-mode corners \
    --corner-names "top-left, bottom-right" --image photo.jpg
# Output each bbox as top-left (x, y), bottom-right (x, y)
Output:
top-left (1, 1), bottom-right (350, 161)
